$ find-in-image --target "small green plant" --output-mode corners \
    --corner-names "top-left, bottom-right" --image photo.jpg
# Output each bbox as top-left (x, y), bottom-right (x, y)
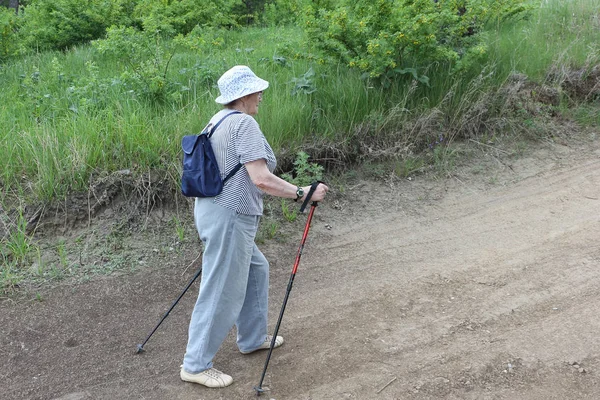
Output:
top-left (57, 240), bottom-right (68, 268)
top-left (5, 209), bottom-right (33, 266)
top-left (259, 54), bottom-right (288, 67)
top-left (0, 261), bottom-right (22, 295)
top-left (173, 216), bottom-right (185, 242)
top-left (281, 151), bottom-right (324, 187)
top-left (32, 247), bottom-right (45, 276)
top-left (280, 199), bottom-right (297, 222)
top-left (395, 157), bottom-right (425, 178)
top-left (256, 218), bottom-right (279, 244)
top-left (430, 145), bottom-right (458, 174)
top-left (570, 105), bottom-right (600, 127)
top-left (290, 68), bottom-right (317, 96)
top-left (74, 235), bottom-right (86, 267)
top-left (47, 263), bottom-right (65, 281)
top-left (363, 161), bottom-right (387, 179)
top-left (265, 221), bottom-right (278, 240)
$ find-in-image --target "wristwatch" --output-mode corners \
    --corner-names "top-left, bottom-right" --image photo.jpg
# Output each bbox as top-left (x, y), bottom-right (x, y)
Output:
top-left (294, 186), bottom-right (304, 202)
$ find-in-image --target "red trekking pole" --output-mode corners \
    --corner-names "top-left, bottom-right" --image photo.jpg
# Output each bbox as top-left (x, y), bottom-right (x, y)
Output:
top-left (254, 181), bottom-right (322, 395)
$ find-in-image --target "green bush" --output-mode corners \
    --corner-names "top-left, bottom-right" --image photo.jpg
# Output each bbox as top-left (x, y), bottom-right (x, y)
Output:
top-left (303, 0), bottom-right (533, 86)
top-left (0, 6), bottom-right (20, 61)
top-left (92, 26), bottom-right (179, 101)
top-left (261, 0), bottom-right (306, 26)
top-left (19, 0), bottom-right (135, 50)
top-left (132, 0), bottom-right (240, 35)
top-left (280, 151), bottom-right (324, 186)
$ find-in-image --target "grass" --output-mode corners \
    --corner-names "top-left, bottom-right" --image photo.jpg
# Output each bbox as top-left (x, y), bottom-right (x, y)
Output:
top-left (490, 0), bottom-right (600, 80)
top-left (1, 0), bottom-right (600, 292)
top-left (8, 9), bottom-right (599, 201)
top-left (570, 105), bottom-right (600, 127)
top-left (394, 157), bottom-right (426, 178)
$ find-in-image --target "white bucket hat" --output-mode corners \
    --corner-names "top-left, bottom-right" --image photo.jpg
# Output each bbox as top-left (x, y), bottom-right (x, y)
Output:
top-left (215, 65), bottom-right (269, 104)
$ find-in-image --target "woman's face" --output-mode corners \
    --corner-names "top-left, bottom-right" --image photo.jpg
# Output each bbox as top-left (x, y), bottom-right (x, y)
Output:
top-left (241, 91), bottom-right (263, 115)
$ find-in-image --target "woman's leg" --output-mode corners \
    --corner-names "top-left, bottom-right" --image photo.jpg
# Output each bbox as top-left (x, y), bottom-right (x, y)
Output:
top-left (182, 199), bottom-right (259, 373)
top-left (235, 244), bottom-right (269, 352)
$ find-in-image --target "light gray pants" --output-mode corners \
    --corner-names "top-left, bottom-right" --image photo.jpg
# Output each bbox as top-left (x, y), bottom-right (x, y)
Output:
top-left (182, 198), bottom-right (269, 373)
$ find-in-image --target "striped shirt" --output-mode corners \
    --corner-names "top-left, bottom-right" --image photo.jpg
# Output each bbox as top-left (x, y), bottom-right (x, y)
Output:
top-left (207, 109), bottom-right (277, 216)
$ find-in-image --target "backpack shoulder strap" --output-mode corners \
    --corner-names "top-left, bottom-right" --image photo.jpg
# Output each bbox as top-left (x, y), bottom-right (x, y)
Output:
top-left (203, 110), bottom-right (244, 184)
top-left (223, 162), bottom-right (243, 184)
top-left (205, 110), bottom-right (242, 138)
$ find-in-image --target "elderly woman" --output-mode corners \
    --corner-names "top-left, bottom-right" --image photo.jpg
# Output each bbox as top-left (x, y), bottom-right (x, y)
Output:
top-left (180, 65), bottom-right (328, 388)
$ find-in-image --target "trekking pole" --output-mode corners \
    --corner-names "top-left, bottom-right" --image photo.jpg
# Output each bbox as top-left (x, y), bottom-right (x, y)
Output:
top-left (136, 266), bottom-right (202, 354)
top-left (254, 181), bottom-right (322, 395)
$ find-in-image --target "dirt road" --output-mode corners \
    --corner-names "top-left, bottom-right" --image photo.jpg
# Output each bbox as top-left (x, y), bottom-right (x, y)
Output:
top-left (2, 136), bottom-right (600, 400)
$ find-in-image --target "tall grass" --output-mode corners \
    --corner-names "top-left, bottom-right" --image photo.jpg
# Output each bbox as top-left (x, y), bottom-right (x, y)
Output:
top-left (0, 26), bottom-right (412, 202)
top-left (490, 0), bottom-right (600, 80)
top-left (0, 0), bottom-right (599, 206)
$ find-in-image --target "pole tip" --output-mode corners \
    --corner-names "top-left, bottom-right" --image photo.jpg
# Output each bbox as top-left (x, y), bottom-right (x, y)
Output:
top-left (136, 344), bottom-right (145, 354)
top-left (253, 386), bottom-right (268, 396)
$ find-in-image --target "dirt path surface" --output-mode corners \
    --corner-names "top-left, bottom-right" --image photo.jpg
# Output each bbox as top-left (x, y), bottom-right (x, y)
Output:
top-left (2, 135), bottom-right (600, 400)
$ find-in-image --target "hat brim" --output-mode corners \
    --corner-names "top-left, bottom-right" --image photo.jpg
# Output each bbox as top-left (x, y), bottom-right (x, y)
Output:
top-left (215, 79), bottom-right (269, 104)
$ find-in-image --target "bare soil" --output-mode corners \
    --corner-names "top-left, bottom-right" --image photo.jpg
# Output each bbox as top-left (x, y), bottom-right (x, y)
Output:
top-left (2, 128), bottom-right (600, 400)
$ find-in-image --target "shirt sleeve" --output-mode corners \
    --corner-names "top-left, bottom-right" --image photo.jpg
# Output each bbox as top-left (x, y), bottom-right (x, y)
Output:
top-left (235, 115), bottom-right (268, 164)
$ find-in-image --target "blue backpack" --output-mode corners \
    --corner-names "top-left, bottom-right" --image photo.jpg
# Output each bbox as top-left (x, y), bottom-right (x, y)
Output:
top-left (181, 111), bottom-right (242, 198)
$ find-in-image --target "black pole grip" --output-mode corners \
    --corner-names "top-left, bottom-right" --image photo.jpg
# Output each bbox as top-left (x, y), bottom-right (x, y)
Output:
top-left (300, 181), bottom-right (322, 213)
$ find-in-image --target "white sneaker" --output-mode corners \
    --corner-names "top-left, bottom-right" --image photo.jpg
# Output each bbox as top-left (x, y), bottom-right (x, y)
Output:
top-left (180, 366), bottom-right (233, 388)
top-left (240, 335), bottom-right (284, 354)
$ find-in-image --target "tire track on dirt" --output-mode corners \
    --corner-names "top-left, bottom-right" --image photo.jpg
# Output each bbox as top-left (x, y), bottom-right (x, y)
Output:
top-left (261, 159), bottom-right (600, 399)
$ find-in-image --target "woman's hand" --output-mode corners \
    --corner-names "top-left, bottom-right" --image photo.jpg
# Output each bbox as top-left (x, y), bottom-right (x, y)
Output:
top-left (301, 183), bottom-right (328, 202)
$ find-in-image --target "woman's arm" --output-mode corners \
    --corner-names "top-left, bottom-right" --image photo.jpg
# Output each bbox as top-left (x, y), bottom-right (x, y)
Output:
top-left (245, 159), bottom-right (328, 202)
